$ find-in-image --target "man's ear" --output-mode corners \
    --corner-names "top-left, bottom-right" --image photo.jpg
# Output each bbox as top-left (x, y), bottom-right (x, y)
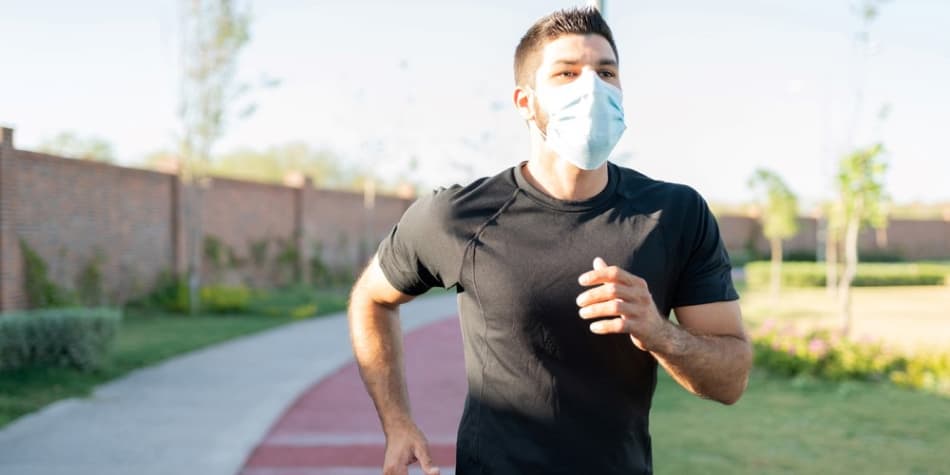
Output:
top-left (513, 86), bottom-right (534, 122)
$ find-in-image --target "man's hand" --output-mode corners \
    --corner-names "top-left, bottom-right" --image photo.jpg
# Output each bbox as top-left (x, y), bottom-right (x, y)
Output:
top-left (576, 256), bottom-right (752, 404)
top-left (348, 255), bottom-right (441, 474)
top-left (383, 421), bottom-right (441, 475)
top-left (575, 256), bottom-right (670, 352)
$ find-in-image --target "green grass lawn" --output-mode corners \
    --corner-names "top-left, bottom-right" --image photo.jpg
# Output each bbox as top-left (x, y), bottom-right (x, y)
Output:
top-left (0, 287), bottom-right (350, 429)
top-left (652, 369), bottom-right (950, 474)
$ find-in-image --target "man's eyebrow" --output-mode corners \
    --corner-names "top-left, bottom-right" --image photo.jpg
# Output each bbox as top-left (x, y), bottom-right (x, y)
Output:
top-left (551, 58), bottom-right (618, 67)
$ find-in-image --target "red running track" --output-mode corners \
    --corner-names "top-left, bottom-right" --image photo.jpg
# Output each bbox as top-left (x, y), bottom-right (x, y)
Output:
top-left (238, 316), bottom-right (466, 475)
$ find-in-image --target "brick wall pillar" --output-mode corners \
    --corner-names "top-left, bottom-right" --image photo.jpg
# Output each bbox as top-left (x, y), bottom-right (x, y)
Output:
top-left (294, 176), bottom-right (313, 286)
top-left (0, 127), bottom-right (22, 312)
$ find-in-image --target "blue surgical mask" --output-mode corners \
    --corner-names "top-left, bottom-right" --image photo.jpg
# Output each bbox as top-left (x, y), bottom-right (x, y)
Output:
top-left (531, 70), bottom-right (627, 170)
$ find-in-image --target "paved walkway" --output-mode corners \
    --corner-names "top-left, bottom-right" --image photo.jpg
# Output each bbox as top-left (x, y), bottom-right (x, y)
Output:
top-left (0, 294), bottom-right (460, 475)
top-left (239, 315), bottom-right (466, 475)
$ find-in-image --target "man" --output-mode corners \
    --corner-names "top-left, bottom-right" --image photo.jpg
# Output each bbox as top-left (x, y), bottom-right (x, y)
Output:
top-left (348, 7), bottom-right (752, 475)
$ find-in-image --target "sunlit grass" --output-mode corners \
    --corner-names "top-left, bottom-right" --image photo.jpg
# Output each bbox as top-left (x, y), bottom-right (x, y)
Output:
top-left (739, 285), bottom-right (950, 352)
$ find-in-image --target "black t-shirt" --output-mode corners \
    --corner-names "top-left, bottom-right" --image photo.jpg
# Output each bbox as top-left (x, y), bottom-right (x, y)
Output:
top-left (377, 161), bottom-right (738, 475)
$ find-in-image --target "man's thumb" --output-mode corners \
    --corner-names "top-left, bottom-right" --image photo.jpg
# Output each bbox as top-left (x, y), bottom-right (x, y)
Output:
top-left (415, 445), bottom-right (440, 475)
top-left (593, 256), bottom-right (607, 270)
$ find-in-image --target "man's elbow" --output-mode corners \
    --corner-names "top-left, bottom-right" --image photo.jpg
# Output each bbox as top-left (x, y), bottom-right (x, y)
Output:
top-left (716, 339), bottom-right (754, 405)
top-left (716, 383), bottom-right (747, 406)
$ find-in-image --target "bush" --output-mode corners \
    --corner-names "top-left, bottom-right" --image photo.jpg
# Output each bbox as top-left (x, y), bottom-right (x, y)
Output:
top-left (752, 320), bottom-right (950, 396)
top-left (248, 285), bottom-right (323, 319)
top-left (126, 273), bottom-right (251, 314)
top-left (890, 352), bottom-right (950, 396)
top-left (745, 261), bottom-right (950, 288)
top-left (199, 285), bottom-right (251, 313)
top-left (0, 307), bottom-right (121, 372)
top-left (20, 239), bottom-right (76, 308)
top-left (124, 271), bottom-right (188, 313)
top-left (76, 251), bottom-right (106, 306)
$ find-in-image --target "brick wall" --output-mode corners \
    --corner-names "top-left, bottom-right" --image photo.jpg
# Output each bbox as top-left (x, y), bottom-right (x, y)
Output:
top-left (0, 147), bottom-right (177, 309)
top-left (199, 176), bottom-right (298, 287)
top-left (1, 124), bottom-right (948, 311)
top-left (719, 214), bottom-right (950, 261)
top-left (0, 127), bottom-right (412, 311)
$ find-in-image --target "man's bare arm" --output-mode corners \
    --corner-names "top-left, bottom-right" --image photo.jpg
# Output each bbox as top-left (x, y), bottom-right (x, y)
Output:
top-left (576, 257), bottom-right (752, 405)
top-left (348, 254), bottom-right (440, 475)
top-left (647, 301), bottom-right (751, 404)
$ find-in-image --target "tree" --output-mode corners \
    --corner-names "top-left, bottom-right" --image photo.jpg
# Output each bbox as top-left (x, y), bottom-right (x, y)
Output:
top-left (828, 0), bottom-right (891, 294)
top-left (36, 132), bottom-right (115, 162)
top-left (747, 169), bottom-right (800, 300)
top-left (834, 143), bottom-right (888, 335)
top-left (178, 0), bottom-right (252, 315)
top-left (211, 143), bottom-right (345, 186)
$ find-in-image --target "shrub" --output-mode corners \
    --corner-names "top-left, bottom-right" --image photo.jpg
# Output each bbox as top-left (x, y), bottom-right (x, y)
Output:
top-left (20, 239), bottom-right (76, 308)
top-left (203, 235), bottom-right (227, 268)
top-left (124, 271), bottom-right (188, 313)
top-left (890, 352), bottom-right (950, 396)
top-left (76, 250), bottom-right (106, 306)
top-left (752, 320), bottom-right (950, 396)
top-left (745, 261), bottom-right (950, 288)
top-left (248, 285), bottom-right (321, 319)
top-left (199, 285), bottom-right (251, 313)
top-left (275, 238), bottom-right (301, 284)
top-left (0, 307), bottom-right (121, 372)
top-left (126, 274), bottom-right (249, 314)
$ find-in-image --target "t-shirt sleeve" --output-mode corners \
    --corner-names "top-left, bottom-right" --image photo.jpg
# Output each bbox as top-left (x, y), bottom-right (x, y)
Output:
top-left (375, 188), bottom-right (460, 296)
top-left (671, 187), bottom-right (740, 308)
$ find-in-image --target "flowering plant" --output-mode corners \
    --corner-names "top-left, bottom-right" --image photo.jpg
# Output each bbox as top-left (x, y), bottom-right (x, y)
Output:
top-left (752, 319), bottom-right (950, 396)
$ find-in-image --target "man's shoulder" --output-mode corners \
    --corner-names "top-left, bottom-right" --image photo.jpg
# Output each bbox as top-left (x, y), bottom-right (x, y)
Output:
top-left (411, 166), bottom-right (519, 224)
top-left (613, 162), bottom-right (703, 206)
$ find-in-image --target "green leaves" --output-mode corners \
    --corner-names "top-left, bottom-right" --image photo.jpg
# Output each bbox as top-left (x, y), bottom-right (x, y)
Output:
top-left (747, 168), bottom-right (800, 241)
top-left (35, 131), bottom-right (115, 163)
top-left (835, 143), bottom-right (889, 232)
top-left (0, 307), bottom-right (121, 372)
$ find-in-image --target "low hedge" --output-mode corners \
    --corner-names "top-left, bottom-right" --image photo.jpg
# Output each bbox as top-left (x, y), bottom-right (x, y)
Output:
top-left (745, 261), bottom-right (950, 288)
top-left (0, 307), bottom-right (121, 372)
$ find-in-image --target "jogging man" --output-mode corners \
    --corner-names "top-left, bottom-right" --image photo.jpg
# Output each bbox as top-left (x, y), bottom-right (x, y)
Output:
top-left (348, 7), bottom-right (752, 474)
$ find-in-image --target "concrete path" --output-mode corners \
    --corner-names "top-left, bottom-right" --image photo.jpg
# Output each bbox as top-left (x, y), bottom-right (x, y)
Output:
top-left (0, 294), bottom-right (459, 475)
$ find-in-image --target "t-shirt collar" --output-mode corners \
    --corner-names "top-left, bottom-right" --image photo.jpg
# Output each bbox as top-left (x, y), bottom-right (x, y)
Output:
top-left (513, 160), bottom-right (621, 212)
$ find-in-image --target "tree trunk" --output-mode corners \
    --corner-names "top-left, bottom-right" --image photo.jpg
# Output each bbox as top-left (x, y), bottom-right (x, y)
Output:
top-left (838, 214), bottom-right (860, 336)
top-left (770, 237), bottom-right (783, 303)
top-left (186, 179), bottom-right (203, 316)
top-left (825, 231), bottom-right (838, 297)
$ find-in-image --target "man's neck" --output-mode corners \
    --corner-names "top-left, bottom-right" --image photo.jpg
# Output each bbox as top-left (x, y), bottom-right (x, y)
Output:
top-left (522, 140), bottom-right (609, 201)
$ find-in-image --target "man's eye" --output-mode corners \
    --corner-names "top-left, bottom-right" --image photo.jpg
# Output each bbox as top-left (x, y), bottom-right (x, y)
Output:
top-left (599, 71), bottom-right (616, 78)
top-left (558, 71), bottom-right (577, 78)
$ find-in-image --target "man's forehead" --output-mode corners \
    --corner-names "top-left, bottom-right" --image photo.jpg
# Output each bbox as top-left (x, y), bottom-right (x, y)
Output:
top-left (538, 34), bottom-right (616, 66)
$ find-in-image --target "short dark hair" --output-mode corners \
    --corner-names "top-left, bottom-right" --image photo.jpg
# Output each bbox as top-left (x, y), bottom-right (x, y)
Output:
top-left (513, 6), bottom-right (618, 88)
